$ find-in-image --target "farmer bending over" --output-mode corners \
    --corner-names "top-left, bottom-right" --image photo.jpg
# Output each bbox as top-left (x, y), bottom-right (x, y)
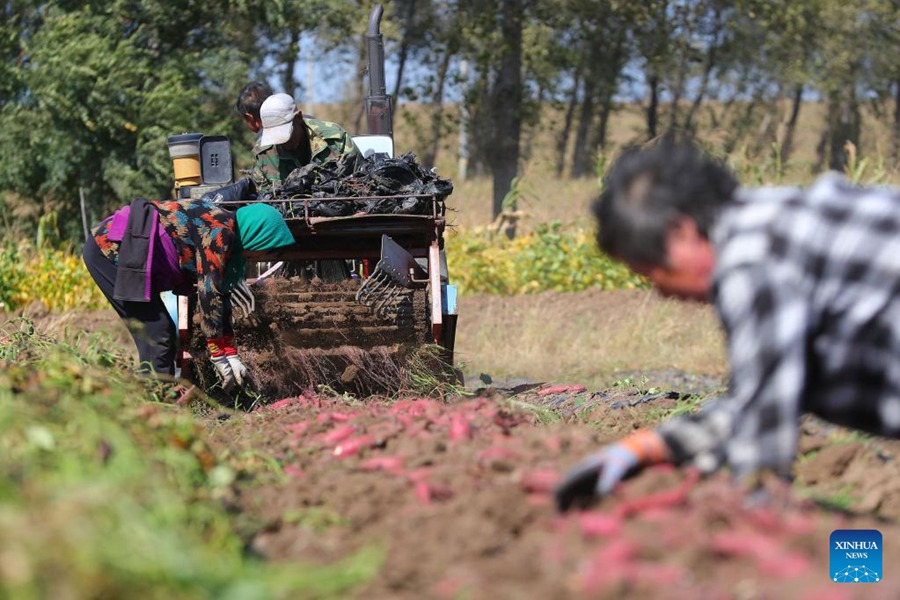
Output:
top-left (556, 140), bottom-right (900, 511)
top-left (82, 198), bottom-right (294, 391)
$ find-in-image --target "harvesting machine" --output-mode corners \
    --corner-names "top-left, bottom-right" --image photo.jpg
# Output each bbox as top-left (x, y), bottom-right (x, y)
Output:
top-left (164, 4), bottom-right (459, 396)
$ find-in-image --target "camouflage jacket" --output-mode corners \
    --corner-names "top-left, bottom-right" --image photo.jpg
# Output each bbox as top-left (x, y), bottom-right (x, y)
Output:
top-left (251, 117), bottom-right (360, 193)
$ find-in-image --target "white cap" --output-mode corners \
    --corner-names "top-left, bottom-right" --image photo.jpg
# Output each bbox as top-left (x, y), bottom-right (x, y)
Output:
top-left (259, 93), bottom-right (299, 147)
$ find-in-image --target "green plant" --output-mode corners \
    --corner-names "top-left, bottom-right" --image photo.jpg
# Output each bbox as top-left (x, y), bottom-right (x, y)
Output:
top-left (445, 223), bottom-right (648, 296)
top-left (504, 398), bottom-right (562, 425)
top-left (611, 375), bottom-right (659, 395)
top-left (283, 507), bottom-right (351, 532)
top-left (0, 319), bottom-right (380, 598)
top-left (0, 241), bottom-right (106, 311)
top-left (798, 483), bottom-right (859, 512)
top-left (843, 141), bottom-right (887, 185)
top-left (402, 344), bottom-right (470, 399)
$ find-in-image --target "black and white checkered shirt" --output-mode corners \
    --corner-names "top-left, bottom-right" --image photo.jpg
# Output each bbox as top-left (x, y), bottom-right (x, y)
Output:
top-left (658, 173), bottom-right (900, 478)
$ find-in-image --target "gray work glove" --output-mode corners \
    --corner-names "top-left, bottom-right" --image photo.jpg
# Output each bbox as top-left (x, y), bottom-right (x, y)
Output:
top-left (210, 354), bottom-right (238, 392)
top-left (554, 430), bottom-right (670, 512)
top-left (207, 338), bottom-right (249, 392)
top-left (201, 177), bottom-right (256, 204)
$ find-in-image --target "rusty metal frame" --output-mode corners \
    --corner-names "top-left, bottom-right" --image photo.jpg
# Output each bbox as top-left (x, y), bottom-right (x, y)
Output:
top-left (231, 193), bottom-right (448, 345)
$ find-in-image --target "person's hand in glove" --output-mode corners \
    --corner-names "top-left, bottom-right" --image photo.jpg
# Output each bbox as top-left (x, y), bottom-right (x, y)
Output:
top-left (201, 177), bottom-right (256, 204)
top-left (555, 429), bottom-right (671, 512)
top-left (207, 336), bottom-right (249, 392)
top-left (230, 280), bottom-right (255, 318)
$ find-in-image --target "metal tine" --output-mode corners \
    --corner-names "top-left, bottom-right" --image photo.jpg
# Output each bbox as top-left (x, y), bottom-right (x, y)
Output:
top-left (355, 278), bottom-right (372, 304)
top-left (357, 265), bottom-right (395, 305)
top-left (356, 269), bottom-right (390, 305)
top-left (374, 281), bottom-right (404, 318)
top-left (355, 269), bottom-right (381, 303)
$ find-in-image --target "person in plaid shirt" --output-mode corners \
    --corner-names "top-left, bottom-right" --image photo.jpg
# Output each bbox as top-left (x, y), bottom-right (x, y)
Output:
top-left (555, 140), bottom-right (900, 512)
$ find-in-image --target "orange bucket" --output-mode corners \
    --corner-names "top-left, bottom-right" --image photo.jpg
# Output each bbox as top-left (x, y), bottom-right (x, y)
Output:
top-left (167, 133), bottom-right (203, 189)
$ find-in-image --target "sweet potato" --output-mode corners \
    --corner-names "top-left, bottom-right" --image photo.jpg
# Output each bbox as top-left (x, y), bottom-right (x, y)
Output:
top-left (266, 397), bottom-right (297, 411)
top-left (333, 435), bottom-right (376, 458)
top-left (519, 468), bottom-right (560, 493)
top-left (284, 421), bottom-right (310, 436)
top-left (320, 424), bottom-right (356, 446)
top-left (449, 412), bottom-right (472, 442)
top-left (578, 512), bottom-right (622, 538)
top-left (538, 384), bottom-right (586, 396)
top-left (282, 465), bottom-right (304, 478)
top-left (614, 468), bottom-right (699, 518)
top-left (360, 455), bottom-right (405, 474)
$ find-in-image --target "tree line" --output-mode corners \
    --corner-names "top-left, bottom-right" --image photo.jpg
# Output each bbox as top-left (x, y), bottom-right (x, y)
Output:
top-left (1, 0), bottom-right (898, 239)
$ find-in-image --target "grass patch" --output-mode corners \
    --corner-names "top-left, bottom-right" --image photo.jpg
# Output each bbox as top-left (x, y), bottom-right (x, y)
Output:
top-left (283, 507), bottom-right (351, 532)
top-left (402, 344), bottom-right (470, 399)
top-left (0, 317), bottom-right (380, 598)
top-left (798, 484), bottom-right (860, 513)
top-left (504, 398), bottom-right (563, 425)
top-left (455, 289), bottom-right (726, 388)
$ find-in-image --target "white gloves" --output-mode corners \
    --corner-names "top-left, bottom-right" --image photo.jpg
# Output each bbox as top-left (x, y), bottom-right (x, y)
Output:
top-left (207, 337), bottom-right (249, 393)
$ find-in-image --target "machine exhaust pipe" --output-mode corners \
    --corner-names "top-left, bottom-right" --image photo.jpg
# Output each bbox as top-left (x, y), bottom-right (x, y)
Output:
top-left (365, 3), bottom-right (393, 137)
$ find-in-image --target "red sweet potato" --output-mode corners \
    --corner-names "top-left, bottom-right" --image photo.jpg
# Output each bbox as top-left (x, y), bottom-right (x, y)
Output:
top-left (414, 481), bottom-right (432, 505)
top-left (266, 397), bottom-right (297, 411)
top-left (449, 412), bottom-right (472, 442)
top-left (519, 468), bottom-right (560, 493)
top-left (614, 468), bottom-right (699, 518)
top-left (283, 465), bottom-right (304, 478)
top-left (538, 384), bottom-right (586, 396)
top-left (320, 424), bottom-right (356, 446)
top-left (284, 421), bottom-right (310, 436)
top-left (478, 446), bottom-right (521, 464)
top-left (578, 512), bottom-right (623, 538)
top-left (333, 434), bottom-right (376, 458)
top-left (360, 455), bottom-right (405, 474)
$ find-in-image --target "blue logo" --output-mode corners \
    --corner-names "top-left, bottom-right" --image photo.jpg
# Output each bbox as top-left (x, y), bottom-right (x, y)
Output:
top-left (830, 529), bottom-right (882, 583)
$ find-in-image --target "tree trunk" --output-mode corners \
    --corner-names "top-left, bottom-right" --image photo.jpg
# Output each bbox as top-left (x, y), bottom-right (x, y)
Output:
top-left (352, 37), bottom-right (368, 134)
top-left (723, 91), bottom-right (761, 155)
top-left (590, 35), bottom-right (625, 157)
top-left (281, 27), bottom-right (300, 99)
top-left (488, 0), bottom-right (523, 237)
top-left (683, 9), bottom-right (721, 134)
top-left (646, 74), bottom-right (659, 140)
top-left (780, 84), bottom-right (803, 164)
top-left (826, 86), bottom-right (861, 171)
top-left (392, 0), bottom-right (417, 101)
top-left (667, 28), bottom-right (690, 132)
top-left (423, 49), bottom-right (452, 168)
top-left (571, 77), bottom-right (596, 178)
top-left (520, 86), bottom-right (544, 165)
top-left (892, 78), bottom-right (900, 167)
top-left (555, 67), bottom-right (581, 177)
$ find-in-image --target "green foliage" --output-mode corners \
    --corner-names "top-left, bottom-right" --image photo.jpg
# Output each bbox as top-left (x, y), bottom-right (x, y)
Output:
top-left (402, 344), bottom-right (469, 399)
top-left (0, 242), bottom-right (106, 311)
top-left (445, 223), bottom-right (649, 295)
top-left (0, 318), bottom-right (380, 598)
top-left (727, 142), bottom-right (788, 186)
top-left (0, 1), bottom-right (261, 238)
top-left (842, 141), bottom-right (887, 185)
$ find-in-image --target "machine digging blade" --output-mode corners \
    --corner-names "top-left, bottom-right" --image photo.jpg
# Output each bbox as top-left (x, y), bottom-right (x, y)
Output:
top-left (356, 235), bottom-right (427, 316)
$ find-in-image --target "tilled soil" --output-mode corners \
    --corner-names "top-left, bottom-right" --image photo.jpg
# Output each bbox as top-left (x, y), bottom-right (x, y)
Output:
top-left (210, 385), bottom-right (900, 600)
top-left (11, 299), bottom-right (900, 597)
top-left (188, 277), bottom-right (434, 400)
